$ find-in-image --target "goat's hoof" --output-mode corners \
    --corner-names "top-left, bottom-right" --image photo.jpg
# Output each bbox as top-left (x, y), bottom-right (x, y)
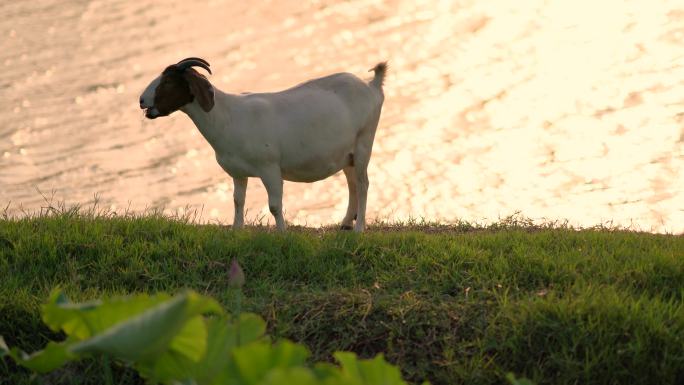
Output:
top-left (340, 224), bottom-right (353, 231)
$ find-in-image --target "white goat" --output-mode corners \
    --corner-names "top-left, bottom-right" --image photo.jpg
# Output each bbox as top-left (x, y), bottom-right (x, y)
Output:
top-left (140, 57), bottom-right (386, 232)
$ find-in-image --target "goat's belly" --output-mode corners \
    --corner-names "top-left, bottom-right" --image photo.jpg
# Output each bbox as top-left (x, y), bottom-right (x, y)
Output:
top-left (281, 154), bottom-right (351, 182)
top-left (282, 169), bottom-right (337, 183)
top-left (279, 133), bottom-right (355, 182)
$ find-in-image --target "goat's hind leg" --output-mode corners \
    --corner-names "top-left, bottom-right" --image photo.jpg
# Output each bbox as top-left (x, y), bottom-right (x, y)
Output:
top-left (353, 139), bottom-right (374, 233)
top-left (340, 166), bottom-right (357, 230)
top-left (353, 113), bottom-right (381, 232)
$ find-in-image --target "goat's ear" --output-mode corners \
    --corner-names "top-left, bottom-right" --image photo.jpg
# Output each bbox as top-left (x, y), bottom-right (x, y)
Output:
top-left (184, 69), bottom-right (215, 112)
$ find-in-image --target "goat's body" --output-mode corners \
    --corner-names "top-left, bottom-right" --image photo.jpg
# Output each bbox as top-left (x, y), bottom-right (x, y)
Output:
top-left (142, 60), bottom-right (386, 231)
top-left (189, 72), bottom-right (383, 183)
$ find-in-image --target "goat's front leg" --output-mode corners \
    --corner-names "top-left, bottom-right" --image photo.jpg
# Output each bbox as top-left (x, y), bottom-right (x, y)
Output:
top-left (232, 177), bottom-right (248, 229)
top-left (260, 167), bottom-right (286, 231)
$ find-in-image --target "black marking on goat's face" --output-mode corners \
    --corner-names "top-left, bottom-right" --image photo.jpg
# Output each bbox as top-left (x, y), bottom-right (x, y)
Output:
top-left (141, 64), bottom-right (214, 119)
top-left (149, 66), bottom-right (194, 118)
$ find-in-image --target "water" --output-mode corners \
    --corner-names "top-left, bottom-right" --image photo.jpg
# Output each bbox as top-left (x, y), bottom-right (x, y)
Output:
top-left (1, 0), bottom-right (682, 233)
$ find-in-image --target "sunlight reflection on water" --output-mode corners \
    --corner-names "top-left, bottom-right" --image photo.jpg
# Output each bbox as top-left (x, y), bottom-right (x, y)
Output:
top-left (0, 0), bottom-right (682, 233)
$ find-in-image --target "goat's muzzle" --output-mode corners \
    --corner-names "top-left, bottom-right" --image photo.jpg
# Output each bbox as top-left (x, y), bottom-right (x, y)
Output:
top-left (140, 99), bottom-right (159, 119)
top-left (143, 107), bottom-right (161, 119)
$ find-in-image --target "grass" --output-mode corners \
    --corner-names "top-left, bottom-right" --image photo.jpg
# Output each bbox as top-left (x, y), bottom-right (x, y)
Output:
top-left (0, 208), bottom-right (683, 385)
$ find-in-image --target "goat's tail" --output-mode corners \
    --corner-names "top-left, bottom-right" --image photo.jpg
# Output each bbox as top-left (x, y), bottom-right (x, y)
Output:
top-left (369, 61), bottom-right (388, 89)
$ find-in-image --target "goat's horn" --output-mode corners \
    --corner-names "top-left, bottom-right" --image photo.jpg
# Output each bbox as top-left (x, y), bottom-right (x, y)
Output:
top-left (176, 58), bottom-right (212, 74)
top-left (178, 57), bottom-right (210, 66)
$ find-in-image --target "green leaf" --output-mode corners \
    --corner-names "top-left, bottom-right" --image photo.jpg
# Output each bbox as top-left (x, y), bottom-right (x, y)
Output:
top-left (69, 291), bottom-right (222, 362)
top-left (231, 340), bottom-right (310, 385)
top-left (312, 362), bottom-right (340, 380)
top-left (4, 290), bottom-right (420, 385)
top-left (234, 313), bottom-right (267, 345)
top-left (332, 352), bottom-right (408, 385)
top-left (334, 352), bottom-right (363, 380)
top-left (202, 314), bottom-right (267, 377)
top-left (170, 316), bottom-right (208, 362)
top-left (3, 291), bottom-right (222, 378)
top-left (144, 349), bottom-right (197, 384)
top-left (143, 313), bottom-right (268, 385)
top-left (1, 340), bottom-right (75, 373)
top-left (261, 367), bottom-right (319, 385)
top-left (141, 318), bottom-right (220, 384)
top-left (42, 289), bottom-right (102, 340)
top-left (193, 317), bottom-right (246, 383)
top-left (268, 340), bottom-right (310, 367)
top-left (42, 288), bottom-right (172, 340)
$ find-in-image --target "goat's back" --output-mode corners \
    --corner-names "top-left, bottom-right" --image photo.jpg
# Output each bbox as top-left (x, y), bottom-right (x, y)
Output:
top-left (276, 72), bottom-right (382, 130)
top-left (224, 72), bottom-right (383, 181)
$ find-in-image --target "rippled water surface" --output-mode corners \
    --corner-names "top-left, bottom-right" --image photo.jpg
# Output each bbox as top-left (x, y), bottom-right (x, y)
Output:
top-left (1, 0), bottom-right (682, 233)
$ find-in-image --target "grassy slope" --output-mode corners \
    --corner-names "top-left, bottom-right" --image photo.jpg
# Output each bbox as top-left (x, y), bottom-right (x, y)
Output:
top-left (0, 213), bottom-right (682, 385)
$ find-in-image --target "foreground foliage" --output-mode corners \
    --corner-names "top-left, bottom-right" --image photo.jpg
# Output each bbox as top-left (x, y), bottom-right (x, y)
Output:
top-left (1, 211), bottom-right (682, 384)
top-left (1, 289), bottom-right (421, 385)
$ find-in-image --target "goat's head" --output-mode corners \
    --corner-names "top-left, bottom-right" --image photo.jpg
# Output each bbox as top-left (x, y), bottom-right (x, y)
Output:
top-left (140, 57), bottom-right (215, 119)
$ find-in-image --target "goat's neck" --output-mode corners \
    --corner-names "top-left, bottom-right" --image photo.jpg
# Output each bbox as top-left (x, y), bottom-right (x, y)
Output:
top-left (180, 90), bottom-right (228, 148)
